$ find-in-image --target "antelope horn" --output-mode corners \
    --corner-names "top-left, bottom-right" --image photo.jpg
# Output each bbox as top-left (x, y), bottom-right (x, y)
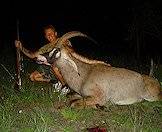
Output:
top-left (56, 31), bottom-right (97, 47)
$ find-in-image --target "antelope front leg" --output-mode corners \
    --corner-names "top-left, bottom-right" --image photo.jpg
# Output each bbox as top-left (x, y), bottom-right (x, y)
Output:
top-left (70, 96), bottom-right (100, 109)
top-left (70, 83), bottom-right (106, 109)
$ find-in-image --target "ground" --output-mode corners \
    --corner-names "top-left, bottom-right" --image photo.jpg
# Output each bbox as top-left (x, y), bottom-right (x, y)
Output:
top-left (0, 53), bottom-right (162, 132)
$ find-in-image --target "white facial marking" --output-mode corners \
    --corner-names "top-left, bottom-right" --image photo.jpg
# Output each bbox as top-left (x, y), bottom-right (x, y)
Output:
top-left (55, 51), bottom-right (61, 58)
top-left (49, 48), bottom-right (61, 59)
top-left (49, 48), bottom-right (56, 57)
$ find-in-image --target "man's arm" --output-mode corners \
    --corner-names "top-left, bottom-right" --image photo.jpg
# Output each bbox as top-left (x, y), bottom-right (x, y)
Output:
top-left (15, 38), bottom-right (73, 58)
top-left (15, 40), bottom-right (54, 59)
top-left (15, 40), bottom-right (38, 59)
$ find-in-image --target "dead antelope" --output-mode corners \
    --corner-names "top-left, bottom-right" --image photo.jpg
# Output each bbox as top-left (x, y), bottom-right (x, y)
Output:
top-left (37, 31), bottom-right (162, 108)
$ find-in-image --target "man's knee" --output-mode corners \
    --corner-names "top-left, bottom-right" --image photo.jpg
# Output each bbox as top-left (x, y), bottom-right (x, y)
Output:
top-left (29, 71), bottom-right (42, 81)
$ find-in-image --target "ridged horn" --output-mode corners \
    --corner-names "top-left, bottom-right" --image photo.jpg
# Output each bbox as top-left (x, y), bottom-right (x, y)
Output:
top-left (56, 31), bottom-right (97, 46)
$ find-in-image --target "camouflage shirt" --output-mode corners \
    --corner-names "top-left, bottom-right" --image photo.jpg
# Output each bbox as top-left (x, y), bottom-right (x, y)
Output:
top-left (37, 38), bottom-right (72, 55)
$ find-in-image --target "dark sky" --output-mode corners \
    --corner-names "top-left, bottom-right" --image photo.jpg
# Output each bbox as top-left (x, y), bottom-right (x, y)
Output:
top-left (0, 0), bottom-right (162, 61)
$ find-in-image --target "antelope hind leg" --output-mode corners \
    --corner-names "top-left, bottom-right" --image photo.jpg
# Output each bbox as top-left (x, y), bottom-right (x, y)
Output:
top-left (142, 75), bottom-right (162, 101)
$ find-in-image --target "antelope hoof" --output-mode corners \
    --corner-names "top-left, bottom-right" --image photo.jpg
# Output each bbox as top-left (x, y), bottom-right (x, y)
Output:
top-left (70, 100), bottom-right (84, 109)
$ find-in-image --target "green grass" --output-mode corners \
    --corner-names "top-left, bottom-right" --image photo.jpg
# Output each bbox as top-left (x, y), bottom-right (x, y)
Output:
top-left (0, 53), bottom-right (162, 131)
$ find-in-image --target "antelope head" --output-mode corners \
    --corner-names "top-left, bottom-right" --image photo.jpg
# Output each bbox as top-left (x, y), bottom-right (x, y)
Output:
top-left (36, 31), bottom-right (94, 62)
top-left (36, 31), bottom-right (109, 67)
top-left (36, 31), bottom-right (93, 69)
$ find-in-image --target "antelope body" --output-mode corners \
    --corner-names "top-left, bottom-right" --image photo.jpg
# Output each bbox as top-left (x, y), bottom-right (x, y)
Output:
top-left (38, 31), bottom-right (162, 108)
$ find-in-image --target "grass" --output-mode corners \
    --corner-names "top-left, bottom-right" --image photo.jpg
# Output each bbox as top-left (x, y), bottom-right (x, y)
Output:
top-left (0, 51), bottom-right (162, 131)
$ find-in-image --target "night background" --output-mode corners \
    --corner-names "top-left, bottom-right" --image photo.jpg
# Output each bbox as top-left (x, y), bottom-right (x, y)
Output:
top-left (0, 1), bottom-right (162, 131)
top-left (1, 0), bottom-right (162, 67)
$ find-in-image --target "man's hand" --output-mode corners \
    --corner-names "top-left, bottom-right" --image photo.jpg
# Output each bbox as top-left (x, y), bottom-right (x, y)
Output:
top-left (53, 81), bottom-right (70, 95)
top-left (15, 40), bottom-right (22, 49)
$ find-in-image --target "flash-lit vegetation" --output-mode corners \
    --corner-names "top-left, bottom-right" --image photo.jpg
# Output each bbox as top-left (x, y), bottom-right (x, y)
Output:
top-left (0, 49), bottom-right (162, 132)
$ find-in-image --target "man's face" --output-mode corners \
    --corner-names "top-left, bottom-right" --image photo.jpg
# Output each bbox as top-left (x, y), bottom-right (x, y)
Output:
top-left (44, 28), bottom-right (57, 43)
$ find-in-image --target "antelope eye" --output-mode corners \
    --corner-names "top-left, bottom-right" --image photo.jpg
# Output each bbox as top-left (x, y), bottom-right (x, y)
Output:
top-left (54, 49), bottom-right (58, 53)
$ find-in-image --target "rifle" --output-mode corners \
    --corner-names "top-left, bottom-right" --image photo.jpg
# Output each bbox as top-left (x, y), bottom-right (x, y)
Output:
top-left (15, 20), bottom-right (22, 91)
